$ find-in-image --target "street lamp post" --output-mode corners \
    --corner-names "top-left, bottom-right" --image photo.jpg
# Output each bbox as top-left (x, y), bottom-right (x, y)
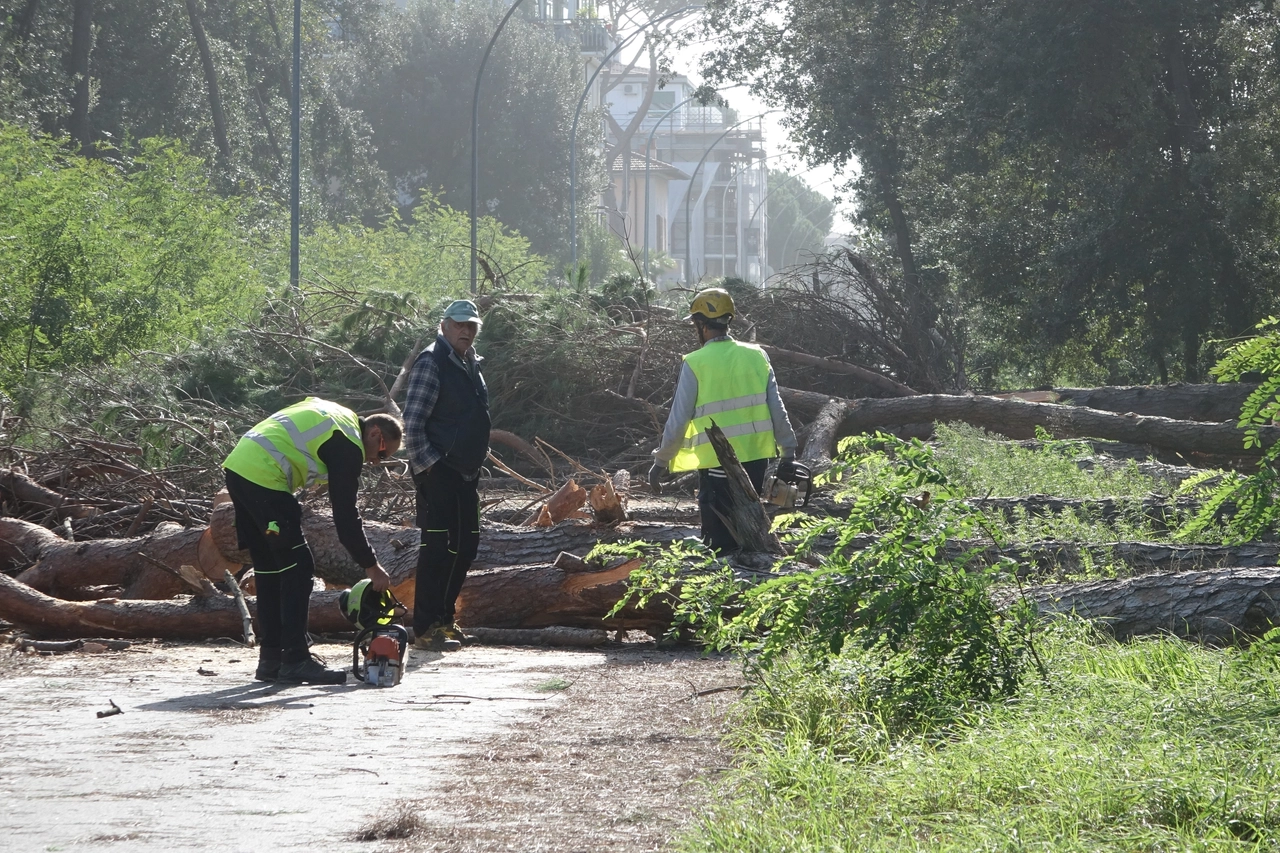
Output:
top-left (713, 148), bottom-right (795, 279)
top-left (682, 111), bottom-right (774, 285)
top-left (568, 5), bottom-right (701, 276)
top-left (289, 0), bottom-right (301, 290)
top-left (471, 0), bottom-right (530, 294)
top-left (741, 164), bottom-right (828, 281)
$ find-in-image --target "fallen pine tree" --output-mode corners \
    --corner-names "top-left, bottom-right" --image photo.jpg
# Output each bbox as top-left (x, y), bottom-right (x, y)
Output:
top-left (781, 390), bottom-right (1278, 469)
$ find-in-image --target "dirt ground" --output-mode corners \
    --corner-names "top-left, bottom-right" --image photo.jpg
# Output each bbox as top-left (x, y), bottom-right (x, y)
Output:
top-left (0, 637), bottom-right (740, 853)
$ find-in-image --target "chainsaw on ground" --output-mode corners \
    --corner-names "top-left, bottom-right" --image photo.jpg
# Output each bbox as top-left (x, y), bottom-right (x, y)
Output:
top-left (338, 579), bottom-right (408, 687)
top-left (761, 459), bottom-right (812, 508)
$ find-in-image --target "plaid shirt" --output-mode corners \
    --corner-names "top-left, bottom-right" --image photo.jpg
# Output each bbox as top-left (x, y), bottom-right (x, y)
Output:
top-left (403, 334), bottom-right (482, 474)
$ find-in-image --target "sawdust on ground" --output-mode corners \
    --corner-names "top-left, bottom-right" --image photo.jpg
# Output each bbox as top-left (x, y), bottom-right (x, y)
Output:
top-left (0, 638), bottom-right (741, 853)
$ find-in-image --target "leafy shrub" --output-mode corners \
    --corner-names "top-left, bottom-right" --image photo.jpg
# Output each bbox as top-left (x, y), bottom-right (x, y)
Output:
top-left (0, 126), bottom-right (268, 394)
top-left (1181, 317), bottom-right (1280, 543)
top-left (617, 433), bottom-right (1042, 733)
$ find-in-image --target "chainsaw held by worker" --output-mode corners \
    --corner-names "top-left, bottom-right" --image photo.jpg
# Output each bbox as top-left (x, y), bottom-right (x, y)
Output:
top-left (760, 458), bottom-right (812, 508)
top-left (338, 579), bottom-right (409, 687)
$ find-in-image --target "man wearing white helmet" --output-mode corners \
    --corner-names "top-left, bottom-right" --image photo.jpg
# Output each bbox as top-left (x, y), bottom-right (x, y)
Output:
top-left (650, 287), bottom-right (798, 552)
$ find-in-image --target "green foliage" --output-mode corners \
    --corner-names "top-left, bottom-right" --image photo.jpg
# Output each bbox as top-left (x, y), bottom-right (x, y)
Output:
top-left (304, 196), bottom-right (548, 298)
top-left (683, 624), bottom-right (1280, 851)
top-left (702, 0), bottom-right (1280, 386)
top-left (618, 433), bottom-right (1040, 731)
top-left (1182, 318), bottom-right (1280, 543)
top-left (932, 422), bottom-right (1164, 499)
top-left (0, 126), bottom-right (267, 394)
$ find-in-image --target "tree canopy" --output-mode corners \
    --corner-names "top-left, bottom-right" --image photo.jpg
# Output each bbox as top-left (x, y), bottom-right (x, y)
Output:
top-left (701, 0), bottom-right (1280, 386)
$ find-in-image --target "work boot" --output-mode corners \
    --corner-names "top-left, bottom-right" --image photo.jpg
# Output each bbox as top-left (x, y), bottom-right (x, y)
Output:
top-left (254, 646), bottom-right (282, 682)
top-left (277, 651), bottom-right (347, 685)
top-left (412, 623), bottom-right (462, 652)
top-left (443, 622), bottom-right (477, 646)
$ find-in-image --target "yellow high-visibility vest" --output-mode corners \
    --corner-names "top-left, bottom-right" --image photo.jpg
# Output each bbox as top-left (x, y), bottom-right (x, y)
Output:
top-left (223, 397), bottom-right (362, 493)
top-left (669, 339), bottom-right (777, 472)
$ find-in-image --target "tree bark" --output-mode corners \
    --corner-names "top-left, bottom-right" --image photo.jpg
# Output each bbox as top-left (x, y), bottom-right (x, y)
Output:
top-left (67, 0), bottom-right (93, 154)
top-left (1019, 567), bottom-right (1280, 644)
top-left (0, 572), bottom-right (348, 639)
top-left (185, 0), bottom-right (232, 164)
top-left (704, 423), bottom-right (783, 554)
top-left (797, 398), bottom-right (847, 471)
top-left (777, 391), bottom-right (1278, 458)
top-left (1054, 383), bottom-right (1255, 423)
top-left (6, 518), bottom-right (231, 600)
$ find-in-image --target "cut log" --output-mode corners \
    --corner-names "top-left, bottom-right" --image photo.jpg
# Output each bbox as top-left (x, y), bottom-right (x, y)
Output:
top-left (703, 423), bottom-right (783, 555)
top-left (1054, 383), bottom-right (1257, 423)
top-left (209, 501), bottom-right (700, 590)
top-left (7, 518), bottom-right (208, 600)
top-left (778, 391), bottom-right (1279, 458)
top-left (1019, 566), bottom-right (1280, 643)
top-left (455, 557), bottom-right (666, 633)
top-left (797, 398), bottom-right (846, 472)
top-left (0, 572), bottom-right (349, 639)
top-left (467, 626), bottom-right (609, 647)
top-left (761, 345), bottom-right (917, 397)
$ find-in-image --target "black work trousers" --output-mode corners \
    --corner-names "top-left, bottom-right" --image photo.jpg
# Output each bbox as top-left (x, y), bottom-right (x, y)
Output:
top-left (224, 469), bottom-right (315, 660)
top-left (413, 464), bottom-right (480, 634)
top-left (698, 458), bottom-right (769, 553)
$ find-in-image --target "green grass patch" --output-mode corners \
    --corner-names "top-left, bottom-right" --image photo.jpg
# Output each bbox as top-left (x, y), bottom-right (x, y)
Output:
top-left (682, 622), bottom-right (1280, 852)
top-left (932, 422), bottom-right (1166, 499)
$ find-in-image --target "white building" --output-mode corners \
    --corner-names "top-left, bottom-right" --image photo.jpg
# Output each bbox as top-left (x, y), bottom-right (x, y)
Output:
top-left (604, 69), bottom-right (769, 285)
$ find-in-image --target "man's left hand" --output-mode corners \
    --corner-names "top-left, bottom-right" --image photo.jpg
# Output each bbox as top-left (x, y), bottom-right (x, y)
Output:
top-left (365, 562), bottom-right (392, 592)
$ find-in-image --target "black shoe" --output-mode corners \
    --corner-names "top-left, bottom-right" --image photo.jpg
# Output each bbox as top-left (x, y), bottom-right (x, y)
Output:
top-left (255, 647), bottom-right (282, 682)
top-left (277, 653), bottom-right (347, 685)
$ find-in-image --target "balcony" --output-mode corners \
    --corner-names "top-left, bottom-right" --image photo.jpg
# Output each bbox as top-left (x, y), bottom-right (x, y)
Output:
top-left (553, 20), bottom-right (614, 55)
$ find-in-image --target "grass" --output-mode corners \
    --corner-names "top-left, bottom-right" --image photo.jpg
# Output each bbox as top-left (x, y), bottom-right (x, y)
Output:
top-left (681, 622), bottom-right (1280, 852)
top-left (927, 423), bottom-right (1229, 547)
top-left (932, 422), bottom-right (1166, 500)
top-left (352, 801), bottom-right (426, 842)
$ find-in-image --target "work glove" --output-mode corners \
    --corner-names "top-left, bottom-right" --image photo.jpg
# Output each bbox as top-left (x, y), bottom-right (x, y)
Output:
top-left (776, 455), bottom-right (797, 483)
top-left (648, 462), bottom-right (664, 496)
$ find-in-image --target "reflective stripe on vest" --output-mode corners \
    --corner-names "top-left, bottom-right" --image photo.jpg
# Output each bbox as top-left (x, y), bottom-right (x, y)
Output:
top-left (223, 398), bottom-right (362, 492)
top-left (669, 340), bottom-right (777, 473)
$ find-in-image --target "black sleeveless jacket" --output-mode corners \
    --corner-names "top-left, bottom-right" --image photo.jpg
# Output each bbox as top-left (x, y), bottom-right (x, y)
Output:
top-left (423, 337), bottom-right (491, 478)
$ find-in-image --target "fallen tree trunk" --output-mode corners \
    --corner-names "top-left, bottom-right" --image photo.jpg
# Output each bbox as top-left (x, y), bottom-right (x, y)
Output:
top-left (1020, 566), bottom-right (1280, 643)
top-left (779, 391), bottom-right (1279, 458)
top-left (0, 571), bottom-right (349, 639)
top-left (704, 423), bottom-right (782, 555)
top-left (6, 518), bottom-right (236, 599)
top-left (1054, 383), bottom-right (1256, 423)
top-left (798, 398), bottom-right (847, 471)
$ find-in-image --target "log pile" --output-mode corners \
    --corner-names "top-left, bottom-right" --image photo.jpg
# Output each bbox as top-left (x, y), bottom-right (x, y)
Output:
top-left (2, 381), bottom-right (1279, 648)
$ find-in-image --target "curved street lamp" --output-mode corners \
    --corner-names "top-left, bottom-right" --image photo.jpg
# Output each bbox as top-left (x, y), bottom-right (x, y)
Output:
top-left (682, 110), bottom-right (776, 285)
top-left (470, 0), bottom-right (530, 294)
top-left (568, 5), bottom-right (703, 275)
top-left (640, 85), bottom-right (748, 280)
top-left (712, 147), bottom-right (797, 279)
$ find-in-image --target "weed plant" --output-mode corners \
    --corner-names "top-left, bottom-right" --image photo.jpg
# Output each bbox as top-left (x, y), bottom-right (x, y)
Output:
top-left (932, 423), bottom-right (1164, 499)
top-left (927, 423), bottom-right (1227, 546)
top-left (684, 620), bottom-right (1280, 852)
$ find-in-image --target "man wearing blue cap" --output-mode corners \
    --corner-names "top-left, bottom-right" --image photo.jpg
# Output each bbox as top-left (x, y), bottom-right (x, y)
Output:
top-left (402, 299), bottom-right (491, 651)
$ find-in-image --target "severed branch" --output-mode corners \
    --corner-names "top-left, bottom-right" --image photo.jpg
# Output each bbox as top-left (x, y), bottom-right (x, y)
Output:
top-left (225, 569), bottom-right (255, 647)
